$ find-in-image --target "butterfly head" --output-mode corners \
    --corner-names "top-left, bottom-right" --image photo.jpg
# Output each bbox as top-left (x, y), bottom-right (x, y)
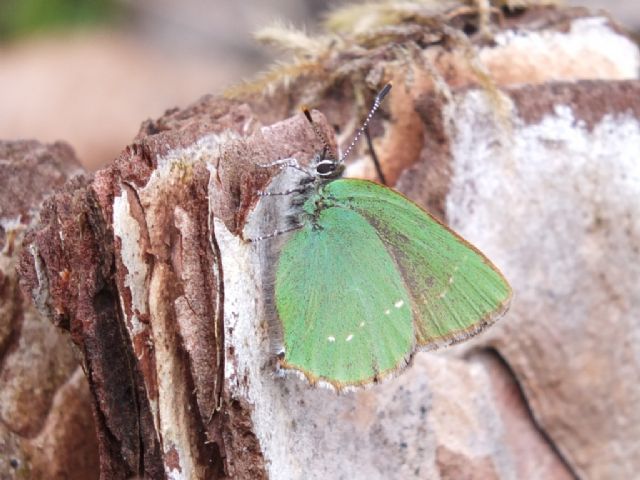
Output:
top-left (303, 83), bottom-right (391, 183)
top-left (312, 147), bottom-right (345, 180)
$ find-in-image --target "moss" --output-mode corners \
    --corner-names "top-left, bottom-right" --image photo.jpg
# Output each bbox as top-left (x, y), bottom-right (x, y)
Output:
top-left (0, 0), bottom-right (121, 41)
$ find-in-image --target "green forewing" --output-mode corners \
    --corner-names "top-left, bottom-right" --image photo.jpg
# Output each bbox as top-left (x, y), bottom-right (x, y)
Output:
top-left (275, 178), bottom-right (512, 387)
top-left (324, 179), bottom-right (511, 346)
top-left (275, 207), bottom-right (414, 385)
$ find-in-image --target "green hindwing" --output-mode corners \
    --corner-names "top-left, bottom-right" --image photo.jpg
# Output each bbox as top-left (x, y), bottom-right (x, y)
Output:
top-left (275, 207), bottom-right (414, 387)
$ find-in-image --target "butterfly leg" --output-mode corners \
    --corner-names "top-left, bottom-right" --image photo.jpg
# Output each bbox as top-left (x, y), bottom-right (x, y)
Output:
top-left (257, 158), bottom-right (314, 179)
top-left (246, 223), bottom-right (304, 242)
top-left (258, 187), bottom-right (309, 197)
top-left (258, 157), bottom-right (300, 168)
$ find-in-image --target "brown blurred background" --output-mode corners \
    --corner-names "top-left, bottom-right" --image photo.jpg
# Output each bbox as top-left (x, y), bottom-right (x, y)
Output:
top-left (0, 0), bottom-right (638, 170)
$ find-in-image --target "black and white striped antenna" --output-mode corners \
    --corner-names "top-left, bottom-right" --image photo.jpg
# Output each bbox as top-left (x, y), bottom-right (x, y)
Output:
top-left (339, 83), bottom-right (392, 163)
top-left (303, 83), bottom-right (392, 184)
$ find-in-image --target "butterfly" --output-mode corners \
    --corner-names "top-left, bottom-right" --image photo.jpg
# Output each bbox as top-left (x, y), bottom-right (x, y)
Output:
top-left (254, 84), bottom-right (512, 390)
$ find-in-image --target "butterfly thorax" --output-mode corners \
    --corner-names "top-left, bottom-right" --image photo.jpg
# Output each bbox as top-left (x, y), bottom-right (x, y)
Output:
top-left (298, 154), bottom-right (344, 227)
top-left (287, 153), bottom-right (344, 229)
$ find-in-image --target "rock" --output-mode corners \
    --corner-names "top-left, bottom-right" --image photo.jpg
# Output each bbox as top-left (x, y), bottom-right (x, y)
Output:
top-left (437, 81), bottom-right (640, 479)
top-left (0, 140), bottom-right (98, 479)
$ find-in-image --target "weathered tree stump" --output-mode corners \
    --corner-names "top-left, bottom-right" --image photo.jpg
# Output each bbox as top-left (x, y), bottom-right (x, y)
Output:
top-left (10, 3), bottom-right (640, 479)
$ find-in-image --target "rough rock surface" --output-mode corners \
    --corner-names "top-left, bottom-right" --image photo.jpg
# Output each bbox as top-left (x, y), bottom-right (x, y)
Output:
top-left (440, 81), bottom-right (640, 480)
top-left (0, 141), bottom-right (98, 479)
top-left (15, 5), bottom-right (640, 480)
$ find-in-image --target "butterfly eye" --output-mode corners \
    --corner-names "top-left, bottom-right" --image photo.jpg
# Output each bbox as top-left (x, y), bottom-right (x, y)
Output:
top-left (316, 161), bottom-right (336, 176)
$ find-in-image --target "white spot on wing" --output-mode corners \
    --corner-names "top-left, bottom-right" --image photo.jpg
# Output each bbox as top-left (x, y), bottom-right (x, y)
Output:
top-left (346, 334), bottom-right (354, 342)
top-left (327, 336), bottom-right (336, 342)
top-left (394, 300), bottom-right (404, 308)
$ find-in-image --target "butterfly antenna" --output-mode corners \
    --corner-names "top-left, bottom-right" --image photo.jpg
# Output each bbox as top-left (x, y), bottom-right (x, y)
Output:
top-left (303, 107), bottom-right (336, 160)
top-left (339, 83), bottom-right (392, 163)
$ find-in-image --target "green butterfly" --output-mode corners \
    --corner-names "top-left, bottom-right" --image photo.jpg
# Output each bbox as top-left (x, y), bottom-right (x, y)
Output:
top-left (257, 84), bottom-right (512, 389)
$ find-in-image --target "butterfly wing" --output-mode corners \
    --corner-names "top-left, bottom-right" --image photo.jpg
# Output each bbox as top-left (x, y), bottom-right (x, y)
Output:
top-left (275, 206), bottom-right (414, 388)
top-left (324, 179), bottom-right (512, 349)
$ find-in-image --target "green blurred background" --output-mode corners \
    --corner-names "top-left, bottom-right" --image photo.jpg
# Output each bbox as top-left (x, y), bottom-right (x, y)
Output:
top-left (0, 0), bottom-right (638, 169)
